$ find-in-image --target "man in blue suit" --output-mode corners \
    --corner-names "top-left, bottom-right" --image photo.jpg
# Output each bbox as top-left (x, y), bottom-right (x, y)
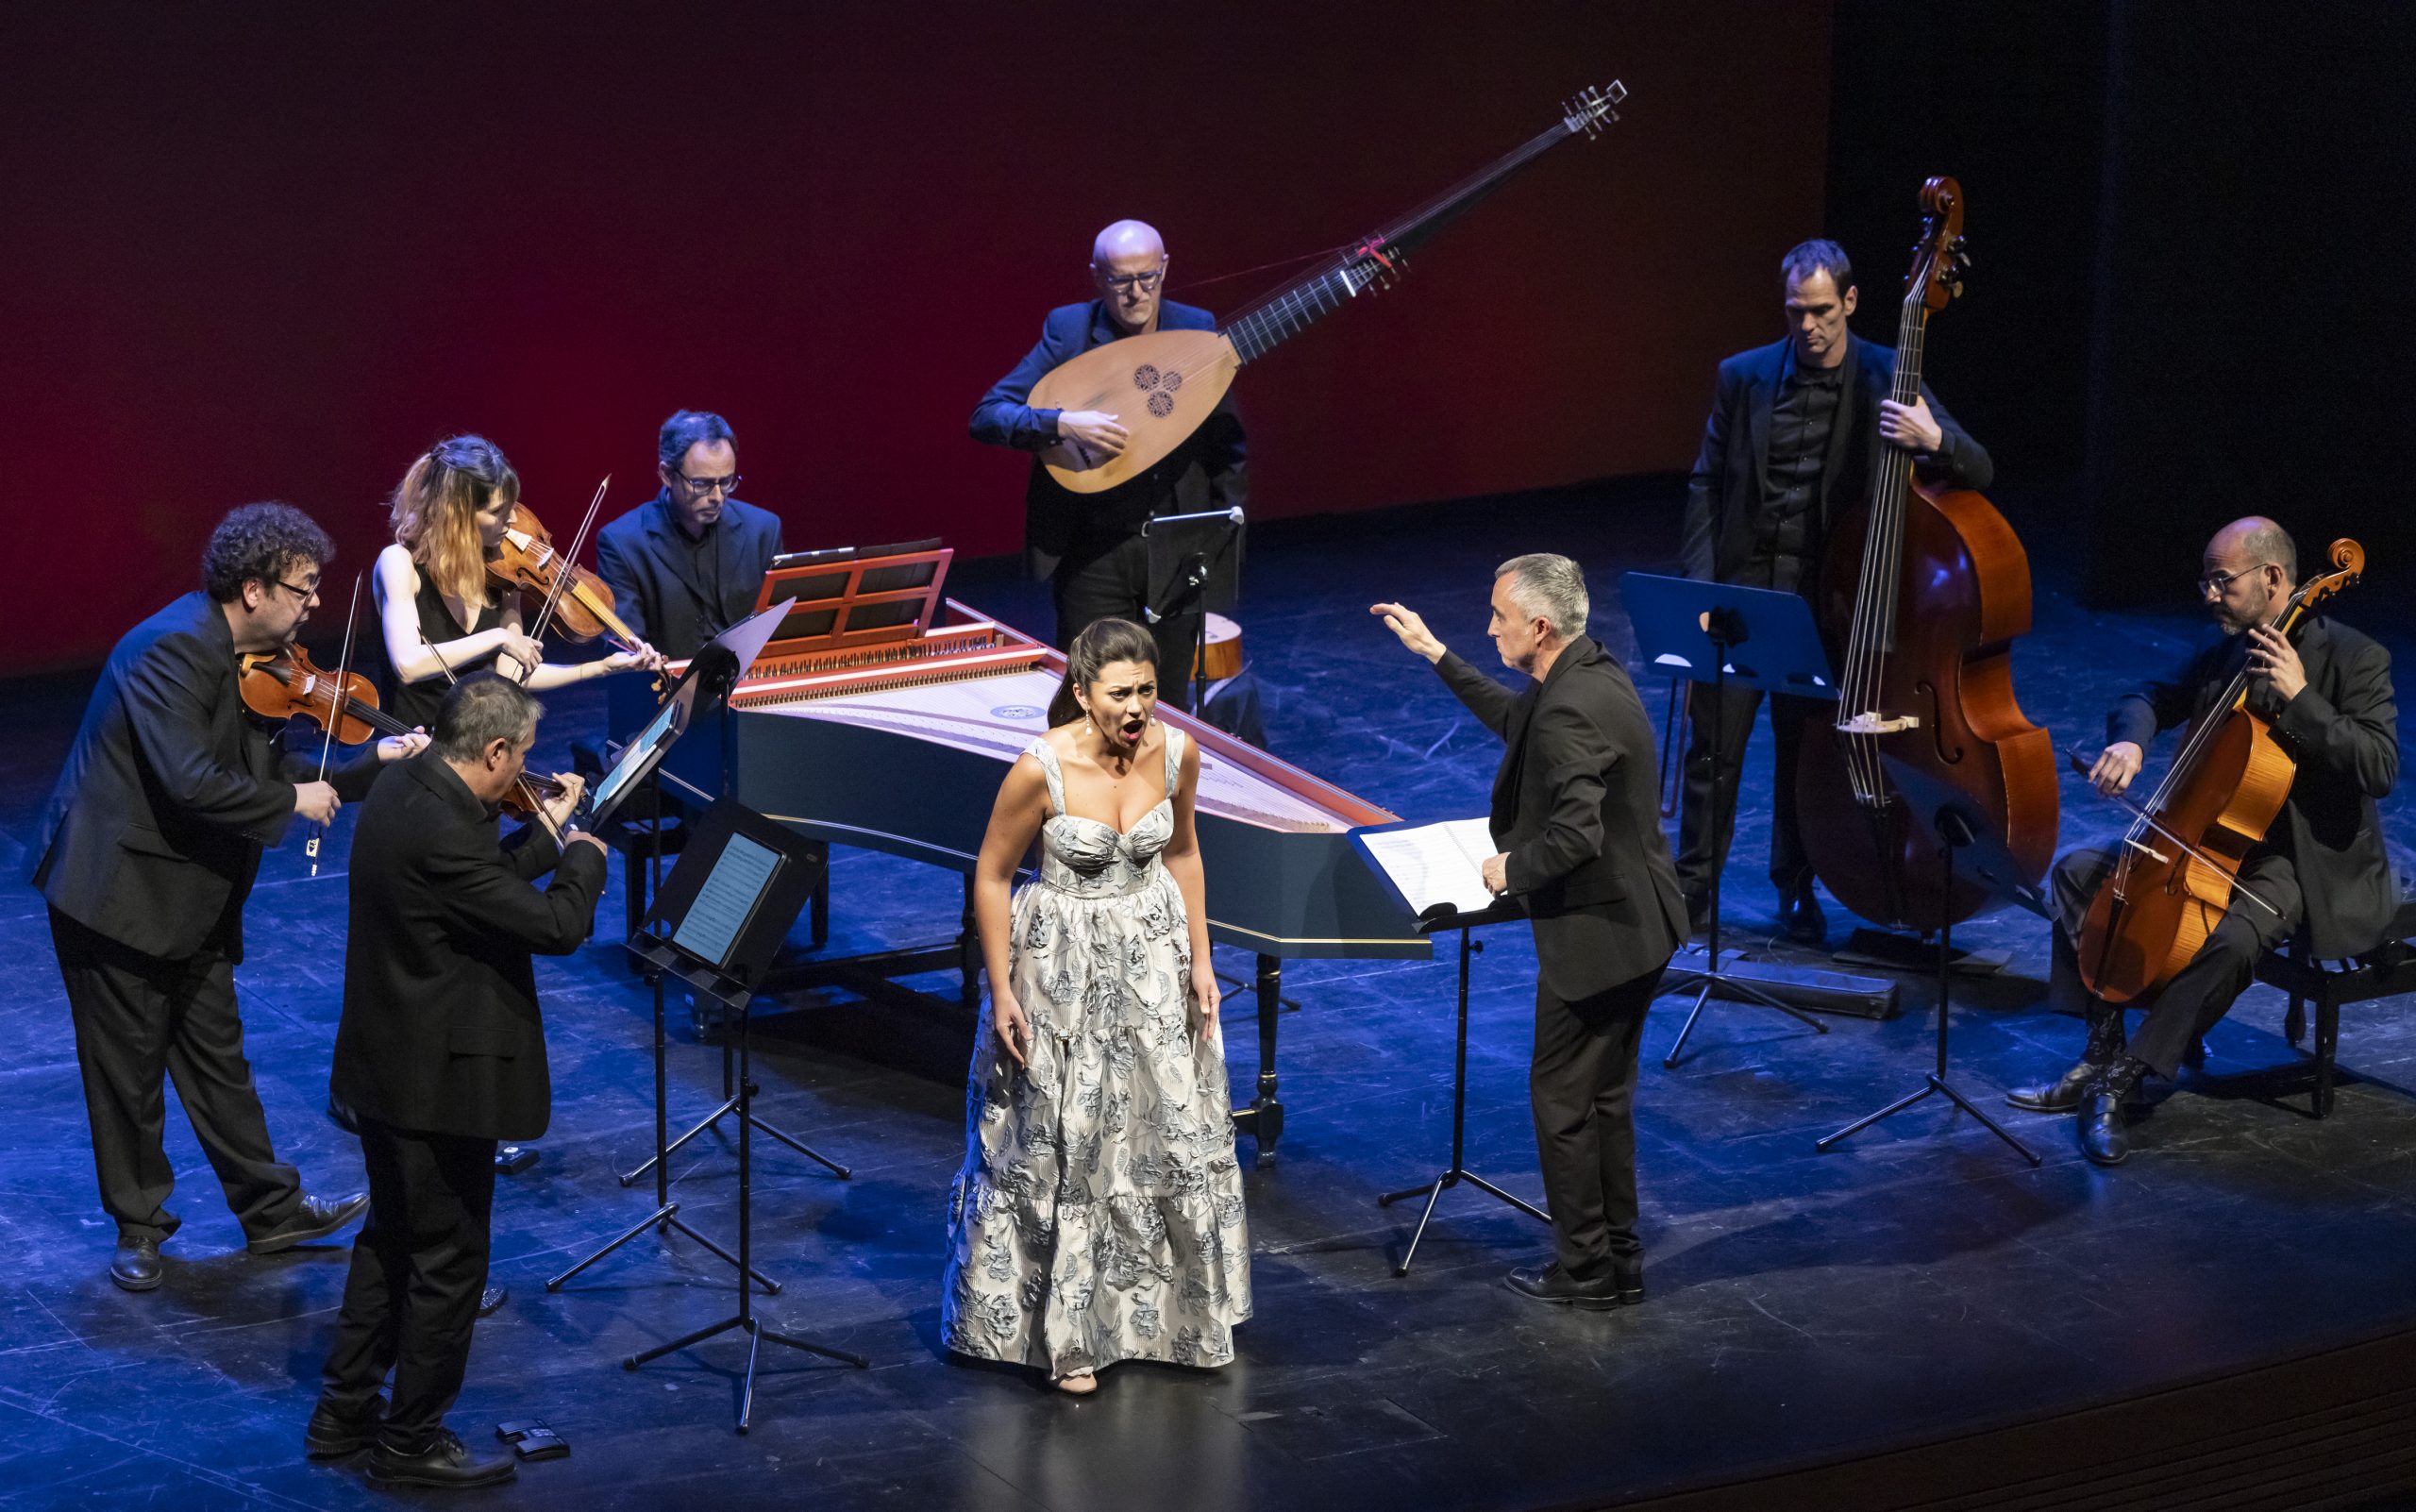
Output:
top-left (971, 219), bottom-right (1248, 709)
top-left (596, 410), bottom-right (784, 663)
top-left (1673, 239), bottom-right (1993, 946)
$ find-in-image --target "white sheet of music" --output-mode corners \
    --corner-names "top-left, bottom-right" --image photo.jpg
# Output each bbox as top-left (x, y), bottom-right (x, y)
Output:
top-left (1358, 817), bottom-right (1499, 919)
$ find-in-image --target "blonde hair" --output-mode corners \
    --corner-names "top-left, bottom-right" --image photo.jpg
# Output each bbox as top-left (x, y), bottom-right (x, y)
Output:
top-left (389, 434), bottom-right (519, 608)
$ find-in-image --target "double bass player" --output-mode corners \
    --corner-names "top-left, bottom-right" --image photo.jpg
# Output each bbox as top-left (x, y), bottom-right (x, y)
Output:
top-left (1675, 238), bottom-right (1992, 945)
top-left (2014, 518), bottom-right (2398, 1164)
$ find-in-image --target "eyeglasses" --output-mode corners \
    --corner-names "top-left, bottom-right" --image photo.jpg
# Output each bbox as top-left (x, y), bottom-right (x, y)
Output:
top-left (271, 578), bottom-right (321, 601)
top-left (1099, 266), bottom-right (1166, 294)
top-left (2198, 563), bottom-right (2274, 595)
top-left (678, 473), bottom-right (740, 496)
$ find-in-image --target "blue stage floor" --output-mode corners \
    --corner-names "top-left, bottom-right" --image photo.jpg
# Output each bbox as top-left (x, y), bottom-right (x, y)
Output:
top-left (2, 481), bottom-right (2412, 1510)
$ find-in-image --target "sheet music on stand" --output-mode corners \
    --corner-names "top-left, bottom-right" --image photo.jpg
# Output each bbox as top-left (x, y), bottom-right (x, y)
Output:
top-left (1351, 817), bottom-right (1502, 925)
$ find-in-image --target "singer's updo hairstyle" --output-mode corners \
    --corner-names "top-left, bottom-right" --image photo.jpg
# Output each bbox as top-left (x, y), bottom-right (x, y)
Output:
top-left (1047, 618), bottom-right (1161, 728)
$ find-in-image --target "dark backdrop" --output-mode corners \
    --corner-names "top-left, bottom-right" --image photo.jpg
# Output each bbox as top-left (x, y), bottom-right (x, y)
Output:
top-left (0, 1), bottom-right (1831, 673)
top-left (1826, 0), bottom-right (2416, 608)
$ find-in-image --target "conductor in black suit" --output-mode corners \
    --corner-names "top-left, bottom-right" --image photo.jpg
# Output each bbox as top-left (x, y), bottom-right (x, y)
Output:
top-left (1373, 555), bottom-right (1687, 1308)
top-left (2010, 518), bottom-right (2398, 1165)
top-left (595, 410), bottom-right (784, 662)
top-left (28, 503), bottom-right (425, 1292)
top-left (308, 675), bottom-right (606, 1489)
top-left (1675, 238), bottom-right (1992, 945)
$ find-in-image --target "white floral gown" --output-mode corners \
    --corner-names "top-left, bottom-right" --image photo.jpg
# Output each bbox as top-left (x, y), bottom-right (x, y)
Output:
top-left (943, 727), bottom-right (1252, 1374)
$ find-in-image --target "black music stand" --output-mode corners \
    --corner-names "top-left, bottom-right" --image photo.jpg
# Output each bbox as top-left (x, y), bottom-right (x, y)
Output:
top-left (1815, 755), bottom-right (2044, 1166)
top-left (613, 798), bottom-right (866, 1431)
top-left (1144, 506), bottom-right (1243, 710)
top-left (1620, 573), bottom-right (1836, 1067)
top-left (1374, 900), bottom-right (1552, 1275)
top-left (550, 604), bottom-right (835, 1300)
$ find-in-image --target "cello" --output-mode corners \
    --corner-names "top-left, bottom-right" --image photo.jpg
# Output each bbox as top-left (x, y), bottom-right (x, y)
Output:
top-left (1792, 177), bottom-right (2059, 930)
top-left (2076, 540), bottom-right (2365, 1002)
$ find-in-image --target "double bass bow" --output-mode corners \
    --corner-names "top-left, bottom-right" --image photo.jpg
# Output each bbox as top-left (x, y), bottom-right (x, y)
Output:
top-left (1792, 176), bottom-right (2059, 931)
top-left (2076, 540), bottom-right (2366, 1002)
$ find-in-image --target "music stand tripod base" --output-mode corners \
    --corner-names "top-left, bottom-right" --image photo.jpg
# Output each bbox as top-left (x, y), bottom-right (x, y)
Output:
top-left (1816, 755), bottom-right (2044, 1168)
top-left (1376, 914), bottom-right (1553, 1276)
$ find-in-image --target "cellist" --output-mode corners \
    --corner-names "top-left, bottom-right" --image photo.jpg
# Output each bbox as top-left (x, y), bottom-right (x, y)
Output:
top-left (2013, 518), bottom-right (2398, 1164)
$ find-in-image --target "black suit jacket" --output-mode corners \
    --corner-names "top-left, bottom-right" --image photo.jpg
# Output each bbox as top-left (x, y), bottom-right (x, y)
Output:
top-left (330, 755), bottom-right (608, 1142)
top-left (2109, 614), bottom-right (2399, 958)
top-left (595, 492), bottom-right (784, 661)
top-left (27, 592), bottom-right (379, 962)
top-left (969, 298), bottom-right (1249, 557)
top-left (1436, 636), bottom-right (1688, 1000)
top-left (1680, 334), bottom-right (1992, 583)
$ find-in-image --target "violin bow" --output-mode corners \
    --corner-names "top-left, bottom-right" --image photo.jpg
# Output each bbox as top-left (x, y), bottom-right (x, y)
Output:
top-left (306, 573), bottom-right (366, 878)
top-left (521, 474), bottom-right (618, 665)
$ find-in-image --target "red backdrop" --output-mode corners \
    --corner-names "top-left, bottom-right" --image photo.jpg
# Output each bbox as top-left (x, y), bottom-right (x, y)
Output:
top-left (0, 2), bottom-right (1829, 673)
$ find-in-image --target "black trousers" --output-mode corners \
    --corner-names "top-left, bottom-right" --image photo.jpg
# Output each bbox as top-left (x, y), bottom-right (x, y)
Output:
top-left (2047, 845), bottom-right (2305, 1078)
top-left (319, 1118), bottom-right (497, 1450)
top-left (49, 905), bottom-right (303, 1245)
top-left (1053, 532), bottom-right (1199, 711)
top-left (1674, 681), bottom-right (1820, 903)
top-left (1530, 964), bottom-right (1665, 1280)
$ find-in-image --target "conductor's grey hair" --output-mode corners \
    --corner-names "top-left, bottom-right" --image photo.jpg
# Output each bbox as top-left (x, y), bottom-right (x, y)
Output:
top-left (1494, 553), bottom-right (1590, 640)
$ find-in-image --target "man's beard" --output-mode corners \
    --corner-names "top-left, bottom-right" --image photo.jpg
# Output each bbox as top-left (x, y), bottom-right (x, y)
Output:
top-left (2215, 590), bottom-right (2269, 636)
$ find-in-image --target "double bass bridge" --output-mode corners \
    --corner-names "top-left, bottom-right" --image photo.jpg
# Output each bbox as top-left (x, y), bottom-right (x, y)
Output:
top-left (1833, 711), bottom-right (1921, 735)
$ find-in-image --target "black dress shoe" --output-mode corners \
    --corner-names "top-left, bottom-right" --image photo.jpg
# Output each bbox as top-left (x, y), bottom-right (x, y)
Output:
top-left (304, 1395), bottom-right (386, 1459)
top-left (1779, 886), bottom-right (1826, 947)
top-left (2078, 1057), bottom-right (2149, 1167)
top-left (248, 1192), bottom-right (370, 1254)
top-left (2005, 1059), bottom-right (2102, 1114)
top-left (110, 1235), bottom-right (162, 1292)
top-left (1504, 1263), bottom-right (1631, 1311)
top-left (368, 1428), bottom-right (516, 1489)
top-left (478, 1285), bottom-right (508, 1317)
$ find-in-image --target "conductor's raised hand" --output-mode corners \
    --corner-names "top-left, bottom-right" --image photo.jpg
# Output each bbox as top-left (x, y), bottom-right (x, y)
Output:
top-left (992, 986), bottom-right (1033, 1069)
top-left (1369, 602), bottom-right (1447, 664)
top-left (1056, 411), bottom-right (1129, 460)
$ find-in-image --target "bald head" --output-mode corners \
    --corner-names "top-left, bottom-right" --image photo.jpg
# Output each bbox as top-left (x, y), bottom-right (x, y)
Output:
top-left (2210, 516), bottom-right (2297, 583)
top-left (2202, 515), bottom-right (2296, 634)
top-left (1091, 219), bottom-right (1169, 335)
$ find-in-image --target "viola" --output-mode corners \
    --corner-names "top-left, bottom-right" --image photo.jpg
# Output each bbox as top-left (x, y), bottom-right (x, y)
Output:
top-left (1792, 176), bottom-right (2060, 930)
top-left (489, 501), bottom-right (645, 649)
top-left (2076, 540), bottom-right (2366, 1002)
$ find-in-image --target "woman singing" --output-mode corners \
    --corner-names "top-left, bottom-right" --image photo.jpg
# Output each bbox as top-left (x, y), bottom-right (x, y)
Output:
top-left (373, 435), bottom-right (655, 729)
top-left (943, 618), bottom-right (1252, 1394)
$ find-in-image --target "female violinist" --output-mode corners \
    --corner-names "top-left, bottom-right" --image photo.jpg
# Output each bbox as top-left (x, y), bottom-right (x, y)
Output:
top-left (374, 435), bottom-right (661, 731)
top-left (2009, 519), bottom-right (2397, 1166)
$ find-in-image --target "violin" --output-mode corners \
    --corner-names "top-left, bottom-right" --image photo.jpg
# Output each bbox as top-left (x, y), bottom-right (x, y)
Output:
top-left (237, 644), bottom-right (577, 821)
top-left (2076, 540), bottom-right (2366, 1002)
top-left (239, 644), bottom-right (409, 746)
top-left (489, 501), bottom-right (645, 650)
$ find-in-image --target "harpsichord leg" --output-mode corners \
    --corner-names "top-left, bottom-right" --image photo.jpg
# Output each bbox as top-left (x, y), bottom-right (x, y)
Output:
top-left (1243, 952), bottom-right (1284, 1166)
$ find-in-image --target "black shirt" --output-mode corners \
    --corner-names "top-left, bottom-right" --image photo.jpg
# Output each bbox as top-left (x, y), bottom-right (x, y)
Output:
top-left (1747, 352), bottom-right (1846, 584)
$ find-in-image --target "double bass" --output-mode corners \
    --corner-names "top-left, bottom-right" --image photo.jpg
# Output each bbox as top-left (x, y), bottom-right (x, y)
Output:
top-left (2077, 540), bottom-right (2366, 1001)
top-left (1793, 177), bottom-right (2059, 929)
